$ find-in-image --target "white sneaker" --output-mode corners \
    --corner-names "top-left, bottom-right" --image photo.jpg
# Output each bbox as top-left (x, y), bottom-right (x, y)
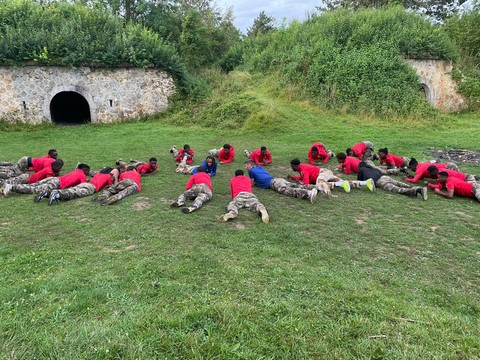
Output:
top-left (308, 188), bottom-right (318, 204)
top-left (259, 208), bottom-right (269, 224)
top-left (3, 183), bottom-right (12, 196)
top-left (169, 145), bottom-right (177, 153)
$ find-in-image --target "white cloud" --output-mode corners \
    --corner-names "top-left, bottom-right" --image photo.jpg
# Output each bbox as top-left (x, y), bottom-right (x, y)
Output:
top-left (214, 0), bottom-right (319, 33)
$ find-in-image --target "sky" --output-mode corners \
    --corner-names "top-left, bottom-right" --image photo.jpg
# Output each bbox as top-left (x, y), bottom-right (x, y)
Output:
top-left (214, 0), bottom-right (320, 33)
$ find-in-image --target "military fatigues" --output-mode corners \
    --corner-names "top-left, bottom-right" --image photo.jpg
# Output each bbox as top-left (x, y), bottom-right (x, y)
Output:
top-left (473, 184), bottom-right (480, 201)
top-left (57, 183), bottom-right (96, 200)
top-left (177, 184), bottom-right (212, 210)
top-left (208, 149), bottom-right (221, 157)
top-left (362, 141), bottom-right (375, 161)
top-left (376, 176), bottom-right (420, 195)
top-left (176, 158), bottom-right (195, 174)
top-left (10, 177), bottom-right (60, 194)
top-left (226, 191), bottom-right (266, 216)
top-left (315, 169), bottom-right (338, 195)
top-left (0, 156), bottom-right (30, 179)
top-left (270, 178), bottom-right (313, 199)
top-left (2, 173), bottom-right (30, 185)
top-left (101, 179), bottom-right (138, 201)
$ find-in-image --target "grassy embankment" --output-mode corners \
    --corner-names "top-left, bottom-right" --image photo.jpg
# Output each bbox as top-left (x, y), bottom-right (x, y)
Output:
top-left (1, 72), bottom-right (479, 359)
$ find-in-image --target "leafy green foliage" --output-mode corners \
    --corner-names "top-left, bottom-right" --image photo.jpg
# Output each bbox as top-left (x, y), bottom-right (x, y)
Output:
top-left (235, 7), bottom-right (458, 116)
top-left (247, 11), bottom-right (276, 38)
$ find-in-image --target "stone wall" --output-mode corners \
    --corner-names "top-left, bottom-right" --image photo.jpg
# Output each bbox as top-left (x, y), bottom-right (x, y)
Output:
top-left (406, 59), bottom-right (464, 112)
top-left (0, 66), bottom-right (176, 124)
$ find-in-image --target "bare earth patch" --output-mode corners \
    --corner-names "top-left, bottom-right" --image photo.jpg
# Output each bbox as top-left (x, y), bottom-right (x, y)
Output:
top-left (133, 197), bottom-right (151, 210)
top-left (233, 222), bottom-right (246, 230)
top-left (428, 149), bottom-right (480, 165)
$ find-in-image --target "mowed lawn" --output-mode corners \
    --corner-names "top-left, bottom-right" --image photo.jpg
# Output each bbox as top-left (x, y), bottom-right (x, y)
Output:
top-left (1, 102), bottom-right (480, 359)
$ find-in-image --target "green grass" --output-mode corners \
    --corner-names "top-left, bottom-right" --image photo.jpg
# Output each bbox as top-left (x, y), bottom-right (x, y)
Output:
top-left (1, 74), bottom-right (480, 359)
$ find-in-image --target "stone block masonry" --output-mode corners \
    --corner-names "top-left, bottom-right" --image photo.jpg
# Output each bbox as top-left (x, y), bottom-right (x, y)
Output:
top-left (0, 66), bottom-right (176, 124)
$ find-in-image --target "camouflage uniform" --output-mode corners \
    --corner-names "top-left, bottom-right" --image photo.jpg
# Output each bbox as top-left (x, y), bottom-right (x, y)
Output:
top-left (465, 174), bottom-right (477, 183)
top-left (2, 173), bottom-right (30, 185)
top-left (473, 183), bottom-right (480, 201)
top-left (208, 148), bottom-right (221, 157)
top-left (362, 141), bottom-right (375, 161)
top-left (226, 191), bottom-right (266, 216)
top-left (445, 162), bottom-right (459, 171)
top-left (0, 157), bottom-right (30, 179)
top-left (101, 179), bottom-right (138, 201)
top-left (177, 184), bottom-right (212, 210)
top-left (10, 177), bottom-right (60, 194)
top-left (315, 169), bottom-right (338, 196)
top-left (176, 158), bottom-right (196, 174)
top-left (376, 176), bottom-right (420, 196)
top-left (270, 178), bottom-right (313, 199)
top-left (57, 183), bottom-right (96, 200)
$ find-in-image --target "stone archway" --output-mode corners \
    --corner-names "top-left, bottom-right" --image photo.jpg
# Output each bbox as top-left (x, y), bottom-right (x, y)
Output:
top-left (420, 81), bottom-right (434, 105)
top-left (43, 85), bottom-right (97, 124)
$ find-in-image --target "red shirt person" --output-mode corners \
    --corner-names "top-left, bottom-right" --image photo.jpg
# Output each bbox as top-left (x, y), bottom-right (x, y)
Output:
top-left (336, 153), bottom-right (361, 175)
top-left (249, 146), bottom-right (272, 166)
top-left (406, 162), bottom-right (448, 183)
top-left (378, 148), bottom-right (407, 168)
top-left (186, 171), bottom-right (212, 191)
top-left (136, 157), bottom-right (158, 176)
top-left (175, 145), bottom-right (194, 164)
top-left (172, 166), bottom-right (213, 214)
top-left (230, 172), bottom-right (252, 198)
top-left (218, 144), bottom-right (235, 164)
top-left (428, 171), bottom-right (480, 201)
top-left (308, 142), bottom-right (330, 165)
top-left (291, 163), bottom-right (320, 184)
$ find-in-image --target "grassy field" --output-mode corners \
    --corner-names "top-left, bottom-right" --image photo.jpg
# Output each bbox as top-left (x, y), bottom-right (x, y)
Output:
top-left (1, 74), bottom-right (480, 359)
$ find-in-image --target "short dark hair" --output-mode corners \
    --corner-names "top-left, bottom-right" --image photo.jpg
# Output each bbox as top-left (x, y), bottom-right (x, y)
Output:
top-left (336, 152), bottom-right (347, 160)
top-left (223, 144), bottom-right (231, 150)
top-left (311, 146), bottom-right (318, 153)
top-left (126, 165), bottom-right (135, 171)
top-left (99, 167), bottom-right (114, 174)
top-left (51, 159), bottom-right (63, 170)
top-left (290, 159), bottom-right (301, 166)
top-left (438, 171), bottom-right (449, 177)
top-left (378, 148), bottom-right (388, 155)
top-left (48, 149), bottom-right (57, 156)
top-left (197, 166), bottom-right (205, 173)
top-left (149, 157), bottom-right (157, 162)
top-left (183, 144), bottom-right (190, 150)
top-left (206, 155), bottom-right (216, 164)
top-left (235, 169), bottom-right (244, 176)
top-left (408, 158), bottom-right (418, 168)
top-left (77, 163), bottom-right (90, 172)
top-left (346, 148), bottom-right (353, 155)
top-left (427, 165), bottom-right (439, 175)
top-left (260, 146), bottom-right (267, 151)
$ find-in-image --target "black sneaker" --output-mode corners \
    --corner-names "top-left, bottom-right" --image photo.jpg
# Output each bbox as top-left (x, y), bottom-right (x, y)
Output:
top-left (34, 190), bottom-right (49, 203)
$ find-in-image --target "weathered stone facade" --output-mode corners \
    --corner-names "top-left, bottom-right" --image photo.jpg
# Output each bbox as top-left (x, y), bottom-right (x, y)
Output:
top-left (0, 66), bottom-right (176, 123)
top-left (407, 59), bottom-right (465, 112)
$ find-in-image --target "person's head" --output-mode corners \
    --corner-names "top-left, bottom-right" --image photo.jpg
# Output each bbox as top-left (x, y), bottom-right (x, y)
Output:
top-left (110, 168), bottom-right (120, 182)
top-left (126, 165), bottom-right (135, 171)
top-left (48, 149), bottom-right (58, 159)
top-left (77, 163), bottom-right (91, 175)
top-left (438, 171), bottom-right (449, 184)
top-left (378, 148), bottom-right (388, 160)
top-left (51, 159), bottom-right (63, 173)
top-left (235, 169), bottom-right (244, 176)
top-left (346, 148), bottom-right (354, 157)
top-left (99, 167), bottom-right (114, 174)
top-left (260, 146), bottom-right (267, 155)
top-left (183, 144), bottom-right (190, 152)
top-left (205, 155), bottom-right (216, 167)
top-left (149, 157), bottom-right (157, 168)
top-left (311, 146), bottom-right (318, 155)
top-left (408, 158), bottom-right (418, 170)
top-left (427, 165), bottom-right (439, 177)
top-left (223, 144), bottom-right (231, 154)
top-left (245, 159), bottom-right (255, 170)
top-left (196, 166), bottom-right (205, 173)
top-left (290, 158), bottom-right (301, 171)
top-left (336, 152), bottom-right (347, 163)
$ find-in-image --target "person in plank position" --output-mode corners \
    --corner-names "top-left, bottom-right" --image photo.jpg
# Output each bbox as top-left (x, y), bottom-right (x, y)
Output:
top-left (94, 165), bottom-right (141, 205)
top-left (308, 142), bottom-right (334, 165)
top-left (208, 144), bottom-right (235, 164)
top-left (377, 148), bottom-right (410, 172)
top-left (221, 169), bottom-right (269, 224)
top-left (336, 152), bottom-right (361, 175)
top-left (428, 171), bottom-right (480, 201)
top-left (426, 166), bottom-right (477, 184)
top-left (346, 141), bottom-right (375, 161)
top-left (0, 152), bottom-right (58, 179)
top-left (171, 166), bottom-right (212, 214)
top-left (170, 144), bottom-right (194, 164)
top-left (117, 157), bottom-right (158, 176)
top-left (405, 158), bottom-right (459, 184)
top-left (0, 160), bottom-right (63, 186)
top-left (244, 146), bottom-right (272, 166)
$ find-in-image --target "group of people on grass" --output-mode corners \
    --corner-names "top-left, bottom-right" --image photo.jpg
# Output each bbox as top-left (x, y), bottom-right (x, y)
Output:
top-left (1, 140), bottom-right (478, 223)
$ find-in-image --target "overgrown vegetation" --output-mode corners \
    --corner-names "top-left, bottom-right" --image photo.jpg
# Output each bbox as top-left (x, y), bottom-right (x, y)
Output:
top-left (229, 6), bottom-right (458, 117)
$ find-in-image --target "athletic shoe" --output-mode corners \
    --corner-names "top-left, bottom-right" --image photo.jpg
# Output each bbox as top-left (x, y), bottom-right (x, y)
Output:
top-left (0, 179), bottom-right (4, 185)
top-left (169, 145), bottom-right (177, 154)
top-left (221, 212), bottom-right (237, 222)
top-left (421, 187), bottom-right (428, 201)
top-left (2, 184), bottom-right (11, 196)
top-left (342, 181), bottom-right (351, 193)
top-left (100, 195), bottom-right (118, 206)
top-left (170, 201), bottom-right (184, 208)
top-left (308, 188), bottom-right (318, 204)
top-left (181, 207), bottom-right (195, 214)
top-left (34, 190), bottom-right (49, 203)
top-left (244, 149), bottom-right (250, 157)
top-left (115, 158), bottom-right (123, 165)
top-left (327, 150), bottom-right (335, 158)
top-left (399, 167), bottom-right (409, 175)
top-left (366, 178), bottom-right (376, 192)
top-left (259, 208), bottom-right (269, 224)
top-left (48, 190), bottom-right (60, 206)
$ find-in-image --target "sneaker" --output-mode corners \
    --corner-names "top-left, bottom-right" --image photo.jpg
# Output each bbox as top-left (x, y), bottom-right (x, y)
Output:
top-left (100, 195), bottom-right (118, 206)
top-left (259, 208), bottom-right (269, 224)
top-left (222, 212), bottom-right (237, 222)
top-left (34, 190), bottom-right (49, 203)
top-left (2, 183), bottom-right (12, 196)
top-left (244, 149), bottom-right (250, 157)
top-left (48, 190), bottom-right (60, 206)
top-left (342, 181), bottom-right (351, 193)
top-left (0, 179), bottom-right (4, 185)
top-left (366, 178), bottom-right (376, 192)
top-left (181, 207), bottom-right (195, 214)
top-left (328, 150), bottom-right (335, 158)
top-left (169, 145), bottom-right (177, 154)
top-left (421, 187), bottom-right (428, 201)
top-left (115, 158), bottom-right (123, 165)
top-left (170, 201), bottom-right (184, 208)
top-left (308, 188), bottom-right (318, 204)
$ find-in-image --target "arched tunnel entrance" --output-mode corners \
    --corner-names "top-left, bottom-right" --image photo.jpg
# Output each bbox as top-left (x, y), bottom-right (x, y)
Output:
top-left (50, 91), bottom-right (91, 124)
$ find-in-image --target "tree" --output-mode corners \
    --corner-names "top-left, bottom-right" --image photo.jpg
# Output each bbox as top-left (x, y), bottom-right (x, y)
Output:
top-left (247, 11), bottom-right (275, 37)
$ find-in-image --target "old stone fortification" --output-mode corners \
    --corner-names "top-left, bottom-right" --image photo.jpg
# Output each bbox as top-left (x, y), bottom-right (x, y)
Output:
top-left (0, 66), bottom-right (176, 123)
top-left (407, 59), bottom-right (464, 112)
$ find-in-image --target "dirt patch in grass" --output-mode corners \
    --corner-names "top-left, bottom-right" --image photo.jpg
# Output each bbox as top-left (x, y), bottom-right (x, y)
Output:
top-left (133, 197), bottom-right (151, 210)
top-left (428, 149), bottom-right (480, 165)
top-left (233, 222), bottom-right (246, 230)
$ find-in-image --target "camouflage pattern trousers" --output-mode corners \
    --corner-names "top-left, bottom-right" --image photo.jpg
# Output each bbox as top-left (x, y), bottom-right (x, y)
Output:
top-left (226, 191), bottom-right (266, 216)
top-left (473, 183), bottom-right (480, 201)
top-left (0, 156), bottom-right (30, 179)
top-left (101, 179), bottom-right (139, 201)
top-left (11, 177), bottom-right (60, 194)
top-left (58, 183), bottom-right (96, 200)
top-left (208, 148), bottom-right (221, 157)
top-left (176, 158), bottom-right (196, 174)
top-left (270, 178), bottom-right (313, 199)
top-left (178, 184), bottom-right (212, 210)
top-left (362, 141), bottom-right (375, 160)
top-left (3, 173), bottom-right (30, 185)
top-left (376, 176), bottom-right (420, 196)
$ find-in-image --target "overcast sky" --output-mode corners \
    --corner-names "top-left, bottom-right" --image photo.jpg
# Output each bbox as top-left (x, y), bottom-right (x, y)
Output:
top-left (214, 0), bottom-right (320, 33)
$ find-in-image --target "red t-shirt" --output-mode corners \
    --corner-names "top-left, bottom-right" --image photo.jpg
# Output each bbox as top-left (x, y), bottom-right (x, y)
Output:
top-left (308, 142), bottom-right (329, 164)
top-left (218, 146), bottom-right (235, 163)
top-left (431, 177), bottom-right (474, 198)
top-left (230, 175), bottom-right (252, 198)
top-left (186, 172), bottom-right (212, 191)
top-left (89, 172), bottom-right (113, 192)
top-left (175, 149), bottom-right (194, 164)
top-left (380, 153), bottom-right (404, 167)
top-left (31, 157), bottom-right (56, 172)
top-left (341, 156), bottom-right (361, 175)
top-left (59, 169), bottom-right (87, 189)
top-left (440, 169), bottom-right (467, 181)
top-left (292, 164), bottom-right (320, 184)
top-left (406, 163), bottom-right (447, 183)
top-left (350, 142), bottom-right (366, 159)
top-left (120, 170), bottom-right (142, 191)
top-left (28, 166), bottom-right (55, 184)
top-left (250, 149), bottom-right (272, 165)
top-left (136, 162), bottom-right (158, 175)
